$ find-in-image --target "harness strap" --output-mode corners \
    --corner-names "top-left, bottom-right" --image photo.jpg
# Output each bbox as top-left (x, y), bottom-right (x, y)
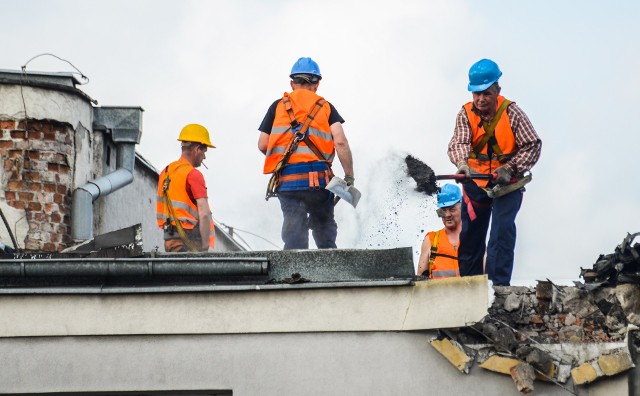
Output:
top-left (162, 165), bottom-right (200, 252)
top-left (266, 97), bottom-right (328, 199)
top-left (427, 230), bottom-right (440, 277)
top-left (469, 99), bottom-right (512, 162)
top-left (431, 252), bottom-right (458, 261)
top-left (462, 187), bottom-right (493, 222)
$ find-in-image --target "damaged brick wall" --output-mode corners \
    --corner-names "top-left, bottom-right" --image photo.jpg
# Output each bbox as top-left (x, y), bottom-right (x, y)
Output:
top-left (1, 119), bottom-right (73, 252)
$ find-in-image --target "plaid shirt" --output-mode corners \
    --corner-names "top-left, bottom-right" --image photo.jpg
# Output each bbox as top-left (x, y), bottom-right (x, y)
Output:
top-left (447, 102), bottom-right (542, 176)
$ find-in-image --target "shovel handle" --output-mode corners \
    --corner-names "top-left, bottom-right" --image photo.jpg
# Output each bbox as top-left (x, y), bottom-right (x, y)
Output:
top-left (436, 174), bottom-right (518, 184)
top-left (436, 174), bottom-right (495, 181)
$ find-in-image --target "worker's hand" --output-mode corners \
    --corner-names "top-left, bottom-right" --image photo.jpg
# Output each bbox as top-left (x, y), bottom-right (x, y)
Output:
top-left (344, 175), bottom-right (355, 186)
top-left (456, 161), bottom-right (471, 178)
top-left (494, 166), bottom-right (512, 185)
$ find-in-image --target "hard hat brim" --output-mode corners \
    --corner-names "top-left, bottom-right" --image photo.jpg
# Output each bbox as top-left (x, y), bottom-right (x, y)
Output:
top-left (468, 80), bottom-right (498, 92)
top-left (437, 199), bottom-right (461, 209)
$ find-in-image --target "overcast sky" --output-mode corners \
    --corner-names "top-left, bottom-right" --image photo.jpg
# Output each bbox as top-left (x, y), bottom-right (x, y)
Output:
top-left (1, 0), bottom-right (638, 283)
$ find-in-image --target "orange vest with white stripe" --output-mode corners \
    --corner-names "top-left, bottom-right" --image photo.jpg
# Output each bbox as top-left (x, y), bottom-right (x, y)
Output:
top-left (263, 89), bottom-right (335, 174)
top-left (156, 158), bottom-right (215, 248)
top-left (427, 228), bottom-right (459, 279)
top-left (464, 96), bottom-right (516, 188)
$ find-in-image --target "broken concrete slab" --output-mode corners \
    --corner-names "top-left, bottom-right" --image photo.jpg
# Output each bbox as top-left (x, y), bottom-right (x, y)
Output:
top-left (430, 338), bottom-right (473, 374)
top-left (510, 362), bottom-right (535, 393)
top-left (597, 350), bottom-right (635, 376)
top-left (571, 361), bottom-right (600, 385)
top-left (478, 354), bottom-right (520, 375)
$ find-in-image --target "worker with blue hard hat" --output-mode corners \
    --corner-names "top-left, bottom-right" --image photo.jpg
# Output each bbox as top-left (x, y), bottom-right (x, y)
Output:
top-left (446, 59), bottom-right (542, 285)
top-left (257, 57), bottom-right (355, 250)
top-left (417, 184), bottom-right (462, 279)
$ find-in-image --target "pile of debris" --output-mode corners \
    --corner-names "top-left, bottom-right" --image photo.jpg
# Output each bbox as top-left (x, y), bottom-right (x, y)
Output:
top-left (579, 232), bottom-right (640, 289)
top-left (430, 234), bottom-right (640, 393)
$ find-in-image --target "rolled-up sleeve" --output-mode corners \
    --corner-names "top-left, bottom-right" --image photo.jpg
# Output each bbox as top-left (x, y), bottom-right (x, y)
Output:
top-left (447, 108), bottom-right (472, 166)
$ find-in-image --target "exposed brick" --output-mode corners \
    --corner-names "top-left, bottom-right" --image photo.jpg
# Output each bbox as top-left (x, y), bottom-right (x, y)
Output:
top-left (25, 172), bottom-right (40, 181)
top-left (10, 130), bottom-right (26, 139)
top-left (11, 201), bottom-right (25, 210)
top-left (43, 243), bottom-right (56, 252)
top-left (18, 192), bottom-right (34, 201)
top-left (47, 163), bottom-right (59, 172)
top-left (8, 149), bottom-right (22, 159)
top-left (28, 182), bottom-right (42, 192)
top-left (49, 233), bottom-right (60, 243)
top-left (3, 159), bottom-right (13, 169)
top-left (7, 181), bottom-right (25, 190)
top-left (27, 131), bottom-right (42, 140)
top-left (26, 150), bottom-right (40, 160)
top-left (0, 120), bottom-right (16, 129)
top-left (57, 184), bottom-right (67, 194)
top-left (43, 131), bottom-right (56, 141)
top-left (50, 213), bottom-right (61, 223)
top-left (53, 194), bottom-right (63, 204)
top-left (0, 140), bottom-right (15, 149)
top-left (44, 183), bottom-right (57, 193)
top-left (4, 191), bottom-right (16, 201)
top-left (27, 202), bottom-right (42, 211)
top-left (59, 165), bottom-right (69, 174)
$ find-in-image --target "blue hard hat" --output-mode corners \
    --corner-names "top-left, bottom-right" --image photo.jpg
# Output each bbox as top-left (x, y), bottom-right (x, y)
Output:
top-left (467, 59), bottom-right (502, 92)
top-left (290, 57), bottom-right (322, 81)
top-left (437, 184), bottom-right (462, 208)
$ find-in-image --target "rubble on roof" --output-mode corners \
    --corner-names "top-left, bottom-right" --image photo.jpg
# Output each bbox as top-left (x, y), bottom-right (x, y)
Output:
top-left (431, 277), bottom-right (638, 393)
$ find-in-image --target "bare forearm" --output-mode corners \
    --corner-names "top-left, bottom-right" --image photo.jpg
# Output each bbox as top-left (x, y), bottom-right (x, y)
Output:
top-left (335, 142), bottom-right (354, 176)
top-left (198, 213), bottom-right (211, 251)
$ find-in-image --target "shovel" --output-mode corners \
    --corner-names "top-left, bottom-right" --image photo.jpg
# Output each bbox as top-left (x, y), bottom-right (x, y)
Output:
top-left (326, 176), bottom-right (361, 208)
top-left (436, 173), bottom-right (531, 198)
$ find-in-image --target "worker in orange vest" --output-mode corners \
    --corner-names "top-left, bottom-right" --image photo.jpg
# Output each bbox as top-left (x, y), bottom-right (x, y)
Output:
top-left (448, 59), bottom-right (542, 285)
top-left (156, 124), bottom-right (216, 252)
top-left (258, 57), bottom-right (355, 249)
top-left (417, 184), bottom-right (462, 278)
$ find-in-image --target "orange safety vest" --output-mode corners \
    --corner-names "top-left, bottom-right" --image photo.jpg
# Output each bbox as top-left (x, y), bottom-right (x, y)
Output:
top-left (263, 89), bottom-right (335, 174)
top-left (464, 95), bottom-right (517, 188)
top-left (426, 228), bottom-right (459, 279)
top-left (156, 158), bottom-right (215, 249)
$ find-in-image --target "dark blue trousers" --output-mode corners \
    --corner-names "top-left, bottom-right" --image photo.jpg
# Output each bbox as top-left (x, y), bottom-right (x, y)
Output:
top-left (277, 189), bottom-right (337, 250)
top-left (458, 181), bottom-right (523, 286)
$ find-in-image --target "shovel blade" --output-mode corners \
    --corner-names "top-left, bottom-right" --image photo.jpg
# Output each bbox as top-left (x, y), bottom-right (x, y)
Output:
top-left (326, 177), bottom-right (361, 208)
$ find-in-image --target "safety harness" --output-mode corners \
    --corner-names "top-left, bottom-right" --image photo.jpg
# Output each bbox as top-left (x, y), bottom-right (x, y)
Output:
top-left (468, 99), bottom-right (512, 163)
top-left (161, 164), bottom-right (200, 252)
top-left (265, 97), bottom-right (332, 199)
top-left (426, 230), bottom-right (459, 277)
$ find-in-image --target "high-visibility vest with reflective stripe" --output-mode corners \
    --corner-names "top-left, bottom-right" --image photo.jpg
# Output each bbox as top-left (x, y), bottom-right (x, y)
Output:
top-left (464, 96), bottom-right (517, 188)
top-left (156, 158), bottom-right (215, 248)
top-left (263, 89), bottom-right (335, 174)
top-left (427, 228), bottom-right (459, 279)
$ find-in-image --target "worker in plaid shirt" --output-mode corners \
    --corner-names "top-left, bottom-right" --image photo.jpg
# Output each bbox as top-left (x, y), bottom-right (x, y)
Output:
top-left (447, 59), bottom-right (542, 286)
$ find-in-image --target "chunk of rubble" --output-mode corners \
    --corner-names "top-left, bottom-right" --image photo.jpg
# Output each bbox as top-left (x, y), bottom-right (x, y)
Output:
top-left (430, 337), bottom-right (473, 374)
top-left (570, 348), bottom-right (634, 385)
top-left (510, 362), bottom-right (536, 393)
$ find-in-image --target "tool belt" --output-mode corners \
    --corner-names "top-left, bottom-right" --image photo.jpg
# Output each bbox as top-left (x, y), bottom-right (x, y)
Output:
top-left (163, 224), bottom-right (202, 243)
top-left (277, 169), bottom-right (333, 189)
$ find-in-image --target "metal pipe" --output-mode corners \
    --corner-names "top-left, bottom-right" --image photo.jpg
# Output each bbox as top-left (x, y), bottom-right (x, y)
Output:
top-left (0, 257), bottom-right (269, 277)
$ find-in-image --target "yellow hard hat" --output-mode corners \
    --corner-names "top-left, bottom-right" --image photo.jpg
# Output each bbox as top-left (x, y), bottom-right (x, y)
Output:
top-left (177, 124), bottom-right (216, 148)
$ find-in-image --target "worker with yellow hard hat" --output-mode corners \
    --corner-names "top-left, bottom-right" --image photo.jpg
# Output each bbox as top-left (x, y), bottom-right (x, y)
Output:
top-left (156, 124), bottom-right (216, 252)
